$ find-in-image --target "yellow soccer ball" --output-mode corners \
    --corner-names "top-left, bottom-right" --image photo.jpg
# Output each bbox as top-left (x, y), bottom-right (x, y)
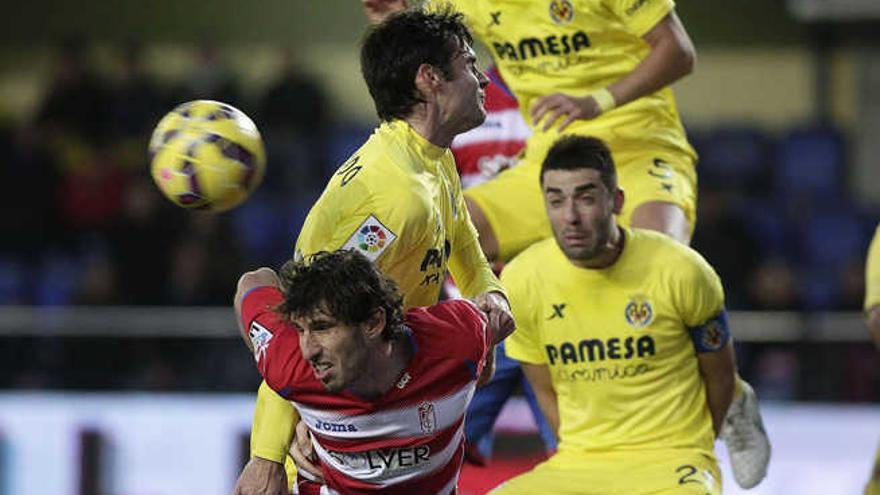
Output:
top-left (148, 100), bottom-right (266, 212)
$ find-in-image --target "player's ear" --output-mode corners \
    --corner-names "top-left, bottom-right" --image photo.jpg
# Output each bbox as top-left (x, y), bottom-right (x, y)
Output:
top-left (415, 63), bottom-right (443, 95)
top-left (612, 187), bottom-right (624, 215)
top-left (362, 307), bottom-right (387, 341)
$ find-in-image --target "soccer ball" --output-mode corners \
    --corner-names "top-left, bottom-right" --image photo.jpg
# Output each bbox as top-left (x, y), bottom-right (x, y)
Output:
top-left (148, 100), bottom-right (266, 212)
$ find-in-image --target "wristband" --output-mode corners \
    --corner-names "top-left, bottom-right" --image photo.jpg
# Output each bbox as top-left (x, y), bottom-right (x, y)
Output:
top-left (592, 88), bottom-right (617, 114)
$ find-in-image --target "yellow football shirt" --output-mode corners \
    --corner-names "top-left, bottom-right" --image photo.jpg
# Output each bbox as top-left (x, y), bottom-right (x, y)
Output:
top-left (296, 119), bottom-right (504, 304)
top-left (865, 225), bottom-right (880, 311)
top-left (441, 0), bottom-right (695, 159)
top-left (503, 227), bottom-right (722, 456)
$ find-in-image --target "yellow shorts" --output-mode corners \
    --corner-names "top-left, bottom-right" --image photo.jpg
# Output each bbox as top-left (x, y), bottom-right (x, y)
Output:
top-left (488, 448), bottom-right (721, 495)
top-left (464, 138), bottom-right (697, 262)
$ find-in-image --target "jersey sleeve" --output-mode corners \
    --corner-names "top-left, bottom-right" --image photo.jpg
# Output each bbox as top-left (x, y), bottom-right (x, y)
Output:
top-left (606, 0), bottom-right (675, 37)
top-left (422, 299), bottom-right (491, 373)
top-left (499, 258), bottom-right (545, 365)
top-left (240, 286), bottom-right (303, 397)
top-left (447, 163), bottom-right (506, 299)
top-left (672, 249), bottom-right (731, 353)
top-left (866, 225), bottom-right (880, 311)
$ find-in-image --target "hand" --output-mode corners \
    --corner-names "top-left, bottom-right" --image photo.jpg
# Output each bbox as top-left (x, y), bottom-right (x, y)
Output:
top-left (232, 457), bottom-right (288, 495)
top-left (474, 291), bottom-right (516, 344)
top-left (362, 0), bottom-right (409, 24)
top-left (530, 93), bottom-right (601, 132)
top-left (867, 306), bottom-right (880, 349)
top-left (289, 420), bottom-right (324, 484)
top-left (477, 344), bottom-right (497, 387)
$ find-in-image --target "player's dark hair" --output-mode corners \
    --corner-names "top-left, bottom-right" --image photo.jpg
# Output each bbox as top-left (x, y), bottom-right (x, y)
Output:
top-left (360, 7), bottom-right (473, 121)
top-left (540, 135), bottom-right (618, 193)
top-left (276, 250), bottom-right (404, 340)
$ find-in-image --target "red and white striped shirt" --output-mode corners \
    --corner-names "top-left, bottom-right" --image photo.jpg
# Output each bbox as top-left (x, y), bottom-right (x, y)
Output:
top-left (451, 66), bottom-right (530, 189)
top-left (241, 287), bottom-right (490, 495)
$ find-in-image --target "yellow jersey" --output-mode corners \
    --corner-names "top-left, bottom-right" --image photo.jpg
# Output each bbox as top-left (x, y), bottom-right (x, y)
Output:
top-left (865, 225), bottom-right (880, 311)
top-left (296, 119), bottom-right (504, 305)
top-left (503, 228), bottom-right (723, 456)
top-left (441, 0), bottom-right (695, 159)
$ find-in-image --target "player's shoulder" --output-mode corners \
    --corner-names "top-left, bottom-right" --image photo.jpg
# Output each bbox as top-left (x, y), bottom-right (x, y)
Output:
top-left (629, 228), bottom-right (717, 280)
top-left (505, 238), bottom-right (560, 276)
top-left (405, 300), bottom-right (486, 349)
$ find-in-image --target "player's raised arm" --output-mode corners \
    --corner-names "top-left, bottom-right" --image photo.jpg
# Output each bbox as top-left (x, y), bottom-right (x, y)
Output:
top-left (234, 268), bottom-right (281, 347)
top-left (531, 9), bottom-right (696, 131)
top-left (361, 0), bottom-right (409, 24)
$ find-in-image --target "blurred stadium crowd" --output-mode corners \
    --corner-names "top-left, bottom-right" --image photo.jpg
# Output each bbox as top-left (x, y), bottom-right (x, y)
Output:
top-left (0, 40), bottom-right (877, 402)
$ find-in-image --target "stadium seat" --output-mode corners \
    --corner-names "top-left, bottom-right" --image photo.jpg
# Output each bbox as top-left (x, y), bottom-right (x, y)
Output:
top-left (34, 253), bottom-right (82, 306)
top-left (0, 257), bottom-right (28, 304)
top-left (774, 126), bottom-right (845, 201)
top-left (739, 199), bottom-right (795, 260)
top-left (798, 208), bottom-right (867, 269)
top-left (697, 127), bottom-right (771, 191)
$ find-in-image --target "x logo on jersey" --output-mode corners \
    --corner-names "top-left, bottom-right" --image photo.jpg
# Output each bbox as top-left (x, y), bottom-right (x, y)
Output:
top-left (489, 11), bottom-right (502, 26)
top-left (547, 303), bottom-right (566, 320)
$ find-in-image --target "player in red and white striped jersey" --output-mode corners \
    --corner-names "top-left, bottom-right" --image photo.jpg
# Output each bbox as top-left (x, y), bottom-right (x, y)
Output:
top-left (450, 65), bottom-right (530, 189)
top-left (235, 250), bottom-right (514, 495)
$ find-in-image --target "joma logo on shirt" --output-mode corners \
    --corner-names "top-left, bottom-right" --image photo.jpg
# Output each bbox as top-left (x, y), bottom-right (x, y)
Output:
top-left (492, 31), bottom-right (590, 61)
top-left (314, 420), bottom-right (358, 432)
top-left (545, 336), bottom-right (655, 365)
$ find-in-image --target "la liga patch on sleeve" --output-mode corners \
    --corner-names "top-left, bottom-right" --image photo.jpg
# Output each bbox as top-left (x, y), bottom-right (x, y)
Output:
top-left (342, 214), bottom-right (397, 261)
top-left (249, 321), bottom-right (273, 364)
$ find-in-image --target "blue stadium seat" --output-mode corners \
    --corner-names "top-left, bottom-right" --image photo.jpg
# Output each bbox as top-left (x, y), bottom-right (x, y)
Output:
top-left (739, 199), bottom-right (794, 260)
top-left (697, 127), bottom-right (771, 191)
top-left (34, 253), bottom-right (81, 306)
top-left (798, 209), bottom-right (867, 269)
top-left (0, 257), bottom-right (28, 304)
top-left (774, 126), bottom-right (845, 201)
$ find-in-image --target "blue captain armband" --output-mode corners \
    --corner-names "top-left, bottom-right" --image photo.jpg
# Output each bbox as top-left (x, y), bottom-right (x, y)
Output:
top-left (688, 310), bottom-right (730, 353)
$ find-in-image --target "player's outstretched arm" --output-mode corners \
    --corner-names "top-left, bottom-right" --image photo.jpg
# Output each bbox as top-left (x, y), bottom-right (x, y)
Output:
top-left (867, 306), bottom-right (880, 349)
top-left (234, 269), bottom-right (300, 494)
top-left (233, 457), bottom-right (288, 495)
top-left (697, 341), bottom-right (736, 437)
top-left (531, 11), bottom-right (696, 132)
top-left (520, 362), bottom-right (559, 441)
top-left (361, 0), bottom-right (409, 24)
top-left (234, 268), bottom-right (281, 344)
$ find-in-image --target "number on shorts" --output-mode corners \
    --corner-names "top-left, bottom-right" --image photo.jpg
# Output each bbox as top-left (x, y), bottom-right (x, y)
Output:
top-left (676, 464), bottom-right (699, 485)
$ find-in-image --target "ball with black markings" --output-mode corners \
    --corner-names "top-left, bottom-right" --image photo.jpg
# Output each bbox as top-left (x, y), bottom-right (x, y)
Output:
top-left (148, 100), bottom-right (266, 212)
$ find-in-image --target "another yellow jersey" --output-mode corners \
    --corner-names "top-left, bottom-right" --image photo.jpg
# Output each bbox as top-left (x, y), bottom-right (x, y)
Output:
top-left (865, 225), bottom-right (880, 311)
top-left (503, 228), bottom-right (723, 456)
top-left (296, 119), bottom-right (504, 306)
top-left (441, 0), bottom-right (695, 158)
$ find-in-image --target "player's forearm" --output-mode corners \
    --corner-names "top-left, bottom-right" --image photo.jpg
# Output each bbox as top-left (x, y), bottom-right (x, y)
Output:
top-left (867, 306), bottom-right (880, 349)
top-left (698, 344), bottom-right (736, 437)
top-left (251, 381), bottom-right (299, 463)
top-left (607, 15), bottom-right (695, 109)
top-left (449, 238), bottom-right (505, 298)
top-left (521, 363), bottom-right (560, 440)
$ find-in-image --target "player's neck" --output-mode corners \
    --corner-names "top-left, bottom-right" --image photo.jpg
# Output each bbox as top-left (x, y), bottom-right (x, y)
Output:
top-left (349, 330), bottom-right (413, 400)
top-left (573, 225), bottom-right (625, 270)
top-left (405, 105), bottom-right (456, 149)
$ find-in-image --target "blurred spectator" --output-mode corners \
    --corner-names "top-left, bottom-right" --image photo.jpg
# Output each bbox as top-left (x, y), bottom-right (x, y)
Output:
top-left (174, 43), bottom-right (241, 107)
top-left (691, 186), bottom-right (761, 309)
top-left (258, 49), bottom-right (328, 135)
top-left (166, 214), bottom-right (245, 305)
top-left (748, 260), bottom-right (803, 311)
top-left (112, 41), bottom-right (163, 138)
top-left (37, 37), bottom-right (112, 146)
top-left (107, 178), bottom-right (183, 305)
top-left (0, 124), bottom-right (62, 257)
top-left (258, 49), bottom-right (331, 194)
